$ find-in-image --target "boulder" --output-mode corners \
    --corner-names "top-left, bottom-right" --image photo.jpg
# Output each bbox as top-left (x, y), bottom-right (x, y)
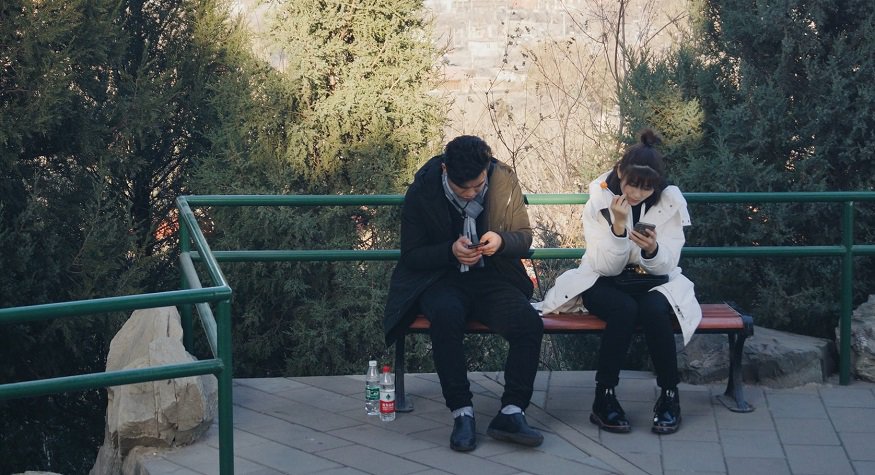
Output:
top-left (90, 307), bottom-right (217, 475)
top-left (837, 294), bottom-right (875, 382)
top-left (679, 325), bottom-right (836, 388)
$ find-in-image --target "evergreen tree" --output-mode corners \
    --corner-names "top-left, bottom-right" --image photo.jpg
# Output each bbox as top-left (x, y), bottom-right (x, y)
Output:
top-left (1, 0), bottom-right (248, 471)
top-left (191, 0), bottom-right (444, 376)
top-left (618, 0), bottom-right (875, 337)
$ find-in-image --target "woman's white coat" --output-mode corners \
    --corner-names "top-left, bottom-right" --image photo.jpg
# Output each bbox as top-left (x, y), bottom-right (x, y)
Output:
top-left (533, 172), bottom-right (702, 344)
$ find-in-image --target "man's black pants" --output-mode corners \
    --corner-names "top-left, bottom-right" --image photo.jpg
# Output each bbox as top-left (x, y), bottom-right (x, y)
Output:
top-left (419, 270), bottom-right (543, 412)
top-left (582, 277), bottom-right (680, 389)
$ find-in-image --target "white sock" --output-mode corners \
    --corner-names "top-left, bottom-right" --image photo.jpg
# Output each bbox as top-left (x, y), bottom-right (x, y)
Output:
top-left (452, 406), bottom-right (474, 418)
top-left (500, 404), bottom-right (523, 415)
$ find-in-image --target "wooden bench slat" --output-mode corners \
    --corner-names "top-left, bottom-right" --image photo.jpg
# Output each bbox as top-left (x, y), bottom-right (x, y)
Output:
top-left (407, 303), bottom-right (746, 333)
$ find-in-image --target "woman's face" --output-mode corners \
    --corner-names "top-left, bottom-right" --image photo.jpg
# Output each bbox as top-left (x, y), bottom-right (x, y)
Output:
top-left (619, 177), bottom-right (654, 206)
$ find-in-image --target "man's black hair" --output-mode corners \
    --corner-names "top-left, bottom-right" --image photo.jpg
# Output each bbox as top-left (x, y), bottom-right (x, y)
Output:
top-left (443, 135), bottom-right (492, 184)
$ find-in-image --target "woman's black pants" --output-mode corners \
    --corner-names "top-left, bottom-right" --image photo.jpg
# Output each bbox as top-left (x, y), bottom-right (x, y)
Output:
top-left (581, 277), bottom-right (680, 389)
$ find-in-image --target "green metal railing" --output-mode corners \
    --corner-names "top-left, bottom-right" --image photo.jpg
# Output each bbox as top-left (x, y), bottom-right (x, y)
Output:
top-left (2, 191), bottom-right (874, 475)
top-left (0, 196), bottom-right (236, 474)
top-left (181, 191), bottom-right (875, 391)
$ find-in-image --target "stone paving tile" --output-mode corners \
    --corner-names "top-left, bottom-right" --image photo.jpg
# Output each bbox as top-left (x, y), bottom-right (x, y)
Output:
top-left (546, 370), bottom-right (595, 388)
top-left (484, 448), bottom-right (617, 474)
top-left (827, 406), bottom-right (875, 432)
top-left (838, 432), bottom-right (875, 461)
top-left (819, 385), bottom-right (875, 408)
top-left (660, 440), bottom-right (725, 472)
top-left (138, 455), bottom-right (207, 475)
top-left (348, 409), bottom-right (443, 434)
top-left (853, 461), bottom-right (875, 474)
top-left (663, 412), bottom-right (719, 442)
top-left (784, 444), bottom-right (856, 474)
top-left (327, 423), bottom-right (438, 454)
top-left (236, 377), bottom-right (308, 393)
top-left (725, 456), bottom-right (791, 475)
top-left (544, 387), bottom-right (586, 411)
top-left (774, 417), bottom-right (841, 445)
top-left (235, 439), bottom-right (342, 474)
top-left (248, 396), bottom-right (361, 432)
top-left (402, 446), bottom-right (520, 475)
top-left (719, 429), bottom-right (784, 458)
top-left (765, 392), bottom-right (829, 419)
top-left (597, 429), bottom-right (661, 455)
top-left (271, 386), bottom-right (363, 413)
top-left (315, 444), bottom-right (431, 475)
top-left (619, 453), bottom-right (661, 475)
top-left (309, 468), bottom-right (369, 475)
top-left (156, 444), bottom-right (275, 474)
top-left (398, 394), bottom-right (448, 416)
top-left (291, 374), bottom-right (362, 396)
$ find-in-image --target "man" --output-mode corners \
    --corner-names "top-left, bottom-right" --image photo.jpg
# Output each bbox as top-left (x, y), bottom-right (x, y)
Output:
top-left (383, 135), bottom-right (544, 451)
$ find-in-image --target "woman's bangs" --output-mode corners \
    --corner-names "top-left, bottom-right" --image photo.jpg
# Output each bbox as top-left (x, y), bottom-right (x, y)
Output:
top-left (624, 165), bottom-right (659, 189)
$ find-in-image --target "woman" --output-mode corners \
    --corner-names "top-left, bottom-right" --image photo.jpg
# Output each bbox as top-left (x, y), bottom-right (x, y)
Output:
top-left (534, 129), bottom-right (701, 434)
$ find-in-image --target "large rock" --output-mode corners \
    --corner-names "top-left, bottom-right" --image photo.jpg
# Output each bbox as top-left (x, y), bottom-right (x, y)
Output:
top-left (90, 307), bottom-right (217, 475)
top-left (837, 294), bottom-right (875, 382)
top-left (679, 325), bottom-right (836, 388)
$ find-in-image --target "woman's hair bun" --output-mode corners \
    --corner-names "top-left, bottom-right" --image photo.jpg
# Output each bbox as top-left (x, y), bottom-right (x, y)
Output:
top-left (639, 128), bottom-right (662, 148)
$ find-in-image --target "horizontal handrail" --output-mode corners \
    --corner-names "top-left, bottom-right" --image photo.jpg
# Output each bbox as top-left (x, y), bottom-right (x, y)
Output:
top-left (185, 245), bottom-right (875, 263)
top-left (0, 286), bottom-right (231, 325)
top-left (176, 191), bottom-right (875, 207)
top-left (0, 359), bottom-right (223, 401)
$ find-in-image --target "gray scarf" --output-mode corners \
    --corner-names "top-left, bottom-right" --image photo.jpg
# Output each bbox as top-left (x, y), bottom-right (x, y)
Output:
top-left (442, 171), bottom-right (488, 272)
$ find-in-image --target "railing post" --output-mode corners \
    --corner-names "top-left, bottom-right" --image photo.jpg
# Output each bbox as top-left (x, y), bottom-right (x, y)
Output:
top-left (217, 299), bottom-right (235, 475)
top-left (180, 219), bottom-right (194, 351)
top-left (840, 202), bottom-right (854, 385)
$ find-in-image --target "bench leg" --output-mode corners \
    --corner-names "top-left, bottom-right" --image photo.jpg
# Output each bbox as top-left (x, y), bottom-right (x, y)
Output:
top-left (716, 330), bottom-right (755, 413)
top-left (394, 334), bottom-right (414, 413)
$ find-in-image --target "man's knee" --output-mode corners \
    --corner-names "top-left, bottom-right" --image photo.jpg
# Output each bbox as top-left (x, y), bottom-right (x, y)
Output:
top-left (423, 299), bottom-right (467, 336)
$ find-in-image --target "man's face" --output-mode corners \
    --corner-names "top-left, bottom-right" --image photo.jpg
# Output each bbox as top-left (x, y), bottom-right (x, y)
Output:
top-left (446, 169), bottom-right (487, 201)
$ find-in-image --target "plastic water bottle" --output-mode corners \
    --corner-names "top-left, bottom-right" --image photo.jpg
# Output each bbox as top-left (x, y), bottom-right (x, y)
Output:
top-left (365, 360), bottom-right (380, 415)
top-left (379, 365), bottom-right (396, 421)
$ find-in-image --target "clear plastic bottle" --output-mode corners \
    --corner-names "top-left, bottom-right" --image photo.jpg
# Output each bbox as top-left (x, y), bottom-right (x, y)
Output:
top-left (379, 365), bottom-right (396, 421)
top-left (365, 360), bottom-right (380, 415)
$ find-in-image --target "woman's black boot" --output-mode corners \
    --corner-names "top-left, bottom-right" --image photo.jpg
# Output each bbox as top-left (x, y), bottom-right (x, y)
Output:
top-left (652, 387), bottom-right (681, 434)
top-left (590, 385), bottom-right (631, 433)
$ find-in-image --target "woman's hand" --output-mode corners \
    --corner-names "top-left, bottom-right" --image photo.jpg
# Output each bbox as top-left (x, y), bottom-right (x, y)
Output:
top-left (631, 227), bottom-right (658, 257)
top-left (610, 195), bottom-right (631, 236)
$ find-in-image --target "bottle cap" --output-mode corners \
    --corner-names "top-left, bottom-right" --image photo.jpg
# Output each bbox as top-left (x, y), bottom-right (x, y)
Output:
top-left (383, 365), bottom-right (391, 372)
top-left (368, 360), bottom-right (377, 366)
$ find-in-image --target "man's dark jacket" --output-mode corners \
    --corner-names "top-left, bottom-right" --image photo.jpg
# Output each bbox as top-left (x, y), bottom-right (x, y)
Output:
top-left (382, 155), bottom-right (534, 346)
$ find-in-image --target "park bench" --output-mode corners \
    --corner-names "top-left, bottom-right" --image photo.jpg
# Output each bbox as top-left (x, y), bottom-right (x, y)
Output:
top-left (394, 302), bottom-right (755, 413)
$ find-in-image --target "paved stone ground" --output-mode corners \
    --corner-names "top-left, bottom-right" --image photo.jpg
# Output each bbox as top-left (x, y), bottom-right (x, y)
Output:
top-left (138, 371), bottom-right (875, 474)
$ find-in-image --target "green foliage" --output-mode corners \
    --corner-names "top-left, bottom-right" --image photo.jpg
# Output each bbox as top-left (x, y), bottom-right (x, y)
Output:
top-left (192, 0), bottom-right (444, 377)
top-left (618, 0), bottom-right (875, 338)
top-left (1, 0), bottom-right (251, 472)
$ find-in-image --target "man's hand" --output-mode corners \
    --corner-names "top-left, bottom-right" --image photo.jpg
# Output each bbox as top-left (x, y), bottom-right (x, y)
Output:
top-left (453, 236), bottom-right (484, 266)
top-left (478, 231), bottom-right (502, 256)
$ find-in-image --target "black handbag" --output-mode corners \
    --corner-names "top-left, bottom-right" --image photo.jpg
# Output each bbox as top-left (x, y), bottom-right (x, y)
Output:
top-left (612, 265), bottom-right (668, 294)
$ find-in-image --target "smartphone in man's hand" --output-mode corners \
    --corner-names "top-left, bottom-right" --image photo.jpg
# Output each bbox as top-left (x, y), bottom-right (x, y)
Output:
top-left (466, 242), bottom-right (485, 249)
